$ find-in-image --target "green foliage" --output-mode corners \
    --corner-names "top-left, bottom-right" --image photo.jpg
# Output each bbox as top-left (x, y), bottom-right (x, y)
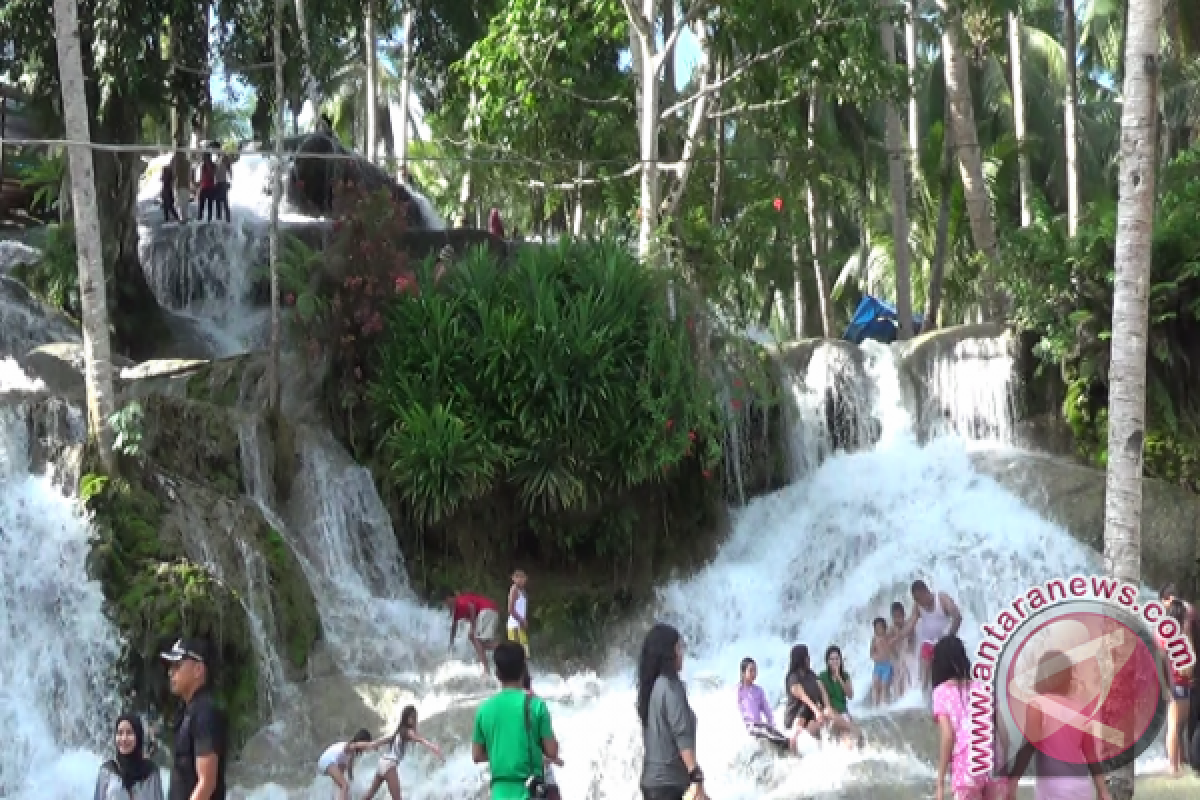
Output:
top-left (109, 403), bottom-right (146, 459)
top-left (83, 467), bottom-right (262, 749)
top-left (1000, 145), bottom-right (1200, 483)
top-left (19, 152), bottom-right (65, 213)
top-left (13, 223), bottom-right (79, 318)
top-left (364, 239), bottom-right (723, 533)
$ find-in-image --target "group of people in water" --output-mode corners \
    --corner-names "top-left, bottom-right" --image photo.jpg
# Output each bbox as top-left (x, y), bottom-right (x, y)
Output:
top-left (735, 579), bottom-right (963, 755)
top-left (90, 573), bottom-right (1200, 800)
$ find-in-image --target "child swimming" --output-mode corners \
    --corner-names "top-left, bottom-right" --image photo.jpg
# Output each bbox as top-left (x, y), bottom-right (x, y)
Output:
top-left (869, 617), bottom-right (895, 705)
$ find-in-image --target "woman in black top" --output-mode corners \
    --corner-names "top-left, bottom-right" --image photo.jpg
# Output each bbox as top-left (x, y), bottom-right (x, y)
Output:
top-left (637, 623), bottom-right (707, 800)
top-left (784, 644), bottom-right (832, 748)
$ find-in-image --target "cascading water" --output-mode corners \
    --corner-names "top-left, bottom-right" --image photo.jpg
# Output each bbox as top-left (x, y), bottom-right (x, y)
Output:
top-left (135, 150), bottom-right (445, 359)
top-left (0, 360), bottom-right (122, 799)
top-left (238, 419), bottom-right (445, 680)
top-left (243, 340), bottom-right (1174, 799)
top-left (905, 329), bottom-right (1019, 445)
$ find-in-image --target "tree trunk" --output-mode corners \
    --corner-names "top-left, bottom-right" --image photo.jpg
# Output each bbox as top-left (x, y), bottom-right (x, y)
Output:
top-left (905, 1), bottom-right (919, 173)
top-left (458, 91), bottom-right (477, 227)
top-left (1009, 11), bottom-right (1033, 228)
top-left (52, 0), bottom-right (116, 465)
top-left (925, 101), bottom-right (954, 329)
top-left (791, 238), bottom-right (805, 338)
top-left (711, 61), bottom-right (725, 228)
top-left (806, 92), bottom-right (834, 338)
top-left (396, 8), bottom-right (415, 179)
top-left (293, 0), bottom-right (322, 116)
top-left (269, 0), bottom-right (285, 413)
top-left (1064, 0), bottom-right (1080, 236)
top-left (882, 14), bottom-right (914, 338)
top-left (634, 0), bottom-right (661, 263)
top-left (364, 0), bottom-right (378, 163)
top-left (1103, 1), bottom-right (1161, 798)
top-left (938, 0), bottom-right (1003, 319)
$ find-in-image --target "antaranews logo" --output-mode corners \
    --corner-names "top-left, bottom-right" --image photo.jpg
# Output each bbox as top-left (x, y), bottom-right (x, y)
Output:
top-left (966, 575), bottom-right (1195, 780)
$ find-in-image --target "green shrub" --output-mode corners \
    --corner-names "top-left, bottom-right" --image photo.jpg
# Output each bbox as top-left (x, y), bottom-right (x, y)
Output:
top-left (13, 223), bottom-right (79, 316)
top-left (363, 239), bottom-right (723, 530)
top-left (999, 145), bottom-right (1200, 482)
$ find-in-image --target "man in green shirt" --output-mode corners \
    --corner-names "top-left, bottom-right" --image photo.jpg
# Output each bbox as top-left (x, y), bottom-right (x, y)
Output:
top-left (472, 642), bottom-right (559, 799)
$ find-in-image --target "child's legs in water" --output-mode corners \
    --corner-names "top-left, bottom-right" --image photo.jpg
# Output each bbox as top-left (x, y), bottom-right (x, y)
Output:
top-left (383, 767), bottom-right (403, 800)
top-left (326, 764), bottom-right (351, 800)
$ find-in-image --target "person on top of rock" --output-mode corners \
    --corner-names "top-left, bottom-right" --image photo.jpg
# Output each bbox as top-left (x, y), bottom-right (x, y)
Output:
top-left (447, 591), bottom-right (503, 676)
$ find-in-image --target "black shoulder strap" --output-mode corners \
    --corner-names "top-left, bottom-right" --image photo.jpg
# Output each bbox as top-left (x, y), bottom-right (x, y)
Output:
top-left (523, 692), bottom-right (539, 779)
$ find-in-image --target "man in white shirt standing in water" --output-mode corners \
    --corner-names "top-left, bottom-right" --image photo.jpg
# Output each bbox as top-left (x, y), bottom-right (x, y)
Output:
top-left (905, 579), bottom-right (963, 692)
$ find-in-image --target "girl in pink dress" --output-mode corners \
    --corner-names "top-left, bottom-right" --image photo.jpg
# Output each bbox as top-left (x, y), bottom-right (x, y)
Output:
top-left (931, 636), bottom-right (1005, 800)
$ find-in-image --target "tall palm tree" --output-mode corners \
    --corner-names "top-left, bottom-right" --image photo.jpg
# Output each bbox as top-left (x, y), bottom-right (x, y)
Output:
top-left (882, 10), bottom-right (914, 337)
top-left (936, 0), bottom-right (1002, 319)
top-left (364, 0), bottom-right (379, 163)
top-left (51, 0), bottom-right (117, 467)
top-left (1009, 9), bottom-right (1033, 226)
top-left (1063, 0), bottom-right (1081, 235)
top-left (1104, 1), bottom-right (1162, 794)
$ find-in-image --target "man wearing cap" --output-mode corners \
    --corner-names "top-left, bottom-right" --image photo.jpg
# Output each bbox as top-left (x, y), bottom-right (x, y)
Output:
top-left (161, 638), bottom-right (227, 800)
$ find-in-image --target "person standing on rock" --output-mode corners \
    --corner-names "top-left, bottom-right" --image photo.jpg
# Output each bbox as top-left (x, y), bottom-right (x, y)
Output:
top-left (161, 638), bottom-right (226, 800)
top-left (507, 569), bottom-right (530, 657)
top-left (903, 580), bottom-right (962, 693)
top-left (447, 591), bottom-right (502, 677)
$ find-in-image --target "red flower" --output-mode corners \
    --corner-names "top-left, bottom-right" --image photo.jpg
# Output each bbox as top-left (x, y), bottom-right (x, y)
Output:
top-left (688, 430), bottom-right (696, 441)
top-left (702, 469), bottom-right (712, 479)
top-left (666, 419), bottom-right (675, 430)
top-left (731, 399), bottom-right (743, 411)
top-left (773, 197), bottom-right (783, 212)
top-left (284, 292), bottom-right (296, 306)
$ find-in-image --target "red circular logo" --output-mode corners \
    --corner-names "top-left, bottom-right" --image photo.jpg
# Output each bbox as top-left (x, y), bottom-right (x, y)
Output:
top-left (998, 603), bottom-right (1165, 773)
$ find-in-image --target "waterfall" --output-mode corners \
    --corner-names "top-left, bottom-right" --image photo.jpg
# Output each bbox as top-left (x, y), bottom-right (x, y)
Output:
top-left (134, 150), bottom-right (444, 360)
top-left (237, 419), bottom-right (444, 680)
top-left (903, 327), bottom-right (1019, 445)
top-left (0, 360), bottom-right (121, 799)
top-left (782, 340), bottom-right (880, 478)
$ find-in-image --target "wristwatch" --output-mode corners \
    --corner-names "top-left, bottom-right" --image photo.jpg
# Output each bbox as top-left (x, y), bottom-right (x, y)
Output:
top-left (689, 766), bottom-right (704, 785)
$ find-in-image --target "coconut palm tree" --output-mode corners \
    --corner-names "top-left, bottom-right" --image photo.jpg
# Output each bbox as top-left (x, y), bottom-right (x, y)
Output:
top-left (882, 9), bottom-right (914, 337)
top-left (51, 0), bottom-right (117, 467)
top-left (1102, 6), bottom-right (1162, 800)
top-left (936, 0), bottom-right (1002, 319)
top-left (1063, 0), bottom-right (1080, 235)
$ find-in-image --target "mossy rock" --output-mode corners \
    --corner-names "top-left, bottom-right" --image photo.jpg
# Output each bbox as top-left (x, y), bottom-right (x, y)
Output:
top-left (157, 478), bottom-right (322, 679)
top-left (184, 357), bottom-right (250, 408)
top-left (140, 393), bottom-right (243, 496)
top-left (84, 470), bottom-right (262, 750)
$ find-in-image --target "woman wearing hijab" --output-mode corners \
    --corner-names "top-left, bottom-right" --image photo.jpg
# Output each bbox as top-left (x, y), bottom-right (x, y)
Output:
top-left (94, 713), bottom-right (164, 800)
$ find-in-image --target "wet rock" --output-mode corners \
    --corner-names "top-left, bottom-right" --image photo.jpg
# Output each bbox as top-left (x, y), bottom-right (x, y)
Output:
top-left (971, 448), bottom-right (1200, 597)
top-left (0, 275), bottom-right (80, 359)
top-left (0, 240), bottom-right (42, 273)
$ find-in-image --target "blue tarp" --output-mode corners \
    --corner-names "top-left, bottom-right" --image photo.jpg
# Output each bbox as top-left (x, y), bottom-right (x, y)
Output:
top-left (842, 295), bottom-right (924, 344)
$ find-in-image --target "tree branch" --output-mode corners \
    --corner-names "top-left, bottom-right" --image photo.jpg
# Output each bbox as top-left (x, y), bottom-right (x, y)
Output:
top-left (658, 12), bottom-right (871, 120)
top-left (653, 0), bottom-right (715, 77)
top-left (515, 42), bottom-right (632, 107)
top-left (528, 163), bottom-right (642, 190)
top-left (619, 0), bottom-right (652, 44)
top-left (665, 21), bottom-right (712, 216)
top-left (708, 85), bottom-right (809, 118)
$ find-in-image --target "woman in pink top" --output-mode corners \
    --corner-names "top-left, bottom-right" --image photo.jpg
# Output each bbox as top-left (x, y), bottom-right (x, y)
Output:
top-left (1007, 649), bottom-right (1111, 800)
top-left (931, 637), bottom-right (1004, 800)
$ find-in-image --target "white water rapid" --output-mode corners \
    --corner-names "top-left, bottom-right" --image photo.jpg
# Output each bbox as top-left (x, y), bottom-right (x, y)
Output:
top-left (0, 359), bottom-right (122, 799)
top-left (5, 336), bottom-right (1188, 798)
